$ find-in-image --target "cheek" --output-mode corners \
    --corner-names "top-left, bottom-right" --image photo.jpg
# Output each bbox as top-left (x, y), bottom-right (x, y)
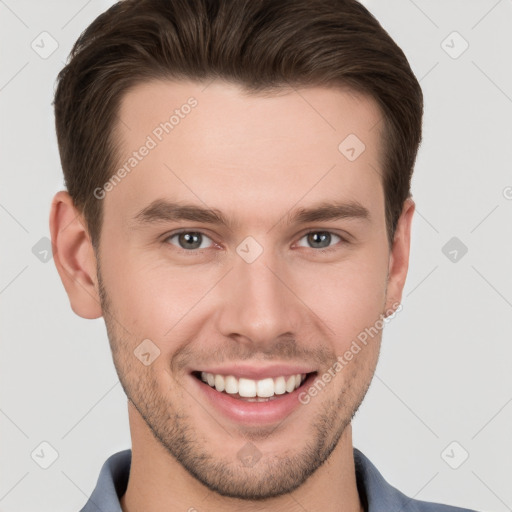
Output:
top-left (100, 233), bottom-right (389, 350)
top-left (100, 246), bottom-right (214, 342)
top-left (292, 251), bottom-right (388, 345)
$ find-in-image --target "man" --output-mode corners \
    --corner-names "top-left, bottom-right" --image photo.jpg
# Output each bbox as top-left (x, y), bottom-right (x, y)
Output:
top-left (49, 0), bottom-right (477, 510)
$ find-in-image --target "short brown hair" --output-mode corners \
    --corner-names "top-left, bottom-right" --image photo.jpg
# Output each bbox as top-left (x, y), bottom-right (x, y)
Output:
top-left (54, 0), bottom-right (423, 249)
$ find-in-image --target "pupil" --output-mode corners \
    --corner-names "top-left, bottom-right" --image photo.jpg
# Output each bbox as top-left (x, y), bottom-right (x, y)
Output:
top-left (180, 232), bottom-right (201, 249)
top-left (309, 232), bottom-right (330, 248)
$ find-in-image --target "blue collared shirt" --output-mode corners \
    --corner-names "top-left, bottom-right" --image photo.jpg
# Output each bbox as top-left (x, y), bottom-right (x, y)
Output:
top-left (79, 448), bottom-right (477, 511)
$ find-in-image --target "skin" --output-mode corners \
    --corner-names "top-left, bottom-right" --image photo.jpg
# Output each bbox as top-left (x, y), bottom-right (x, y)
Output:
top-left (50, 79), bottom-right (414, 512)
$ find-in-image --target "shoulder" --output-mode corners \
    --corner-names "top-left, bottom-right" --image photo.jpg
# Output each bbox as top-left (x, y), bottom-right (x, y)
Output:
top-left (79, 449), bottom-right (131, 512)
top-left (354, 448), bottom-right (479, 512)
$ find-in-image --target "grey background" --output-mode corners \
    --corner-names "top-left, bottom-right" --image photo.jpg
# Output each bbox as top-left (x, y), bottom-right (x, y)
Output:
top-left (1, 0), bottom-right (511, 511)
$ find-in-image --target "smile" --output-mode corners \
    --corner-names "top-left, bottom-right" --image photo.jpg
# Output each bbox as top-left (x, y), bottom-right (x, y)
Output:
top-left (189, 368), bottom-right (318, 424)
top-left (196, 371), bottom-right (309, 401)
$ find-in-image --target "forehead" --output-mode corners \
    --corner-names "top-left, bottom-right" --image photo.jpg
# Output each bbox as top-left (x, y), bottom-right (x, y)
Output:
top-left (116, 79), bottom-right (383, 152)
top-left (107, 79), bottom-right (385, 228)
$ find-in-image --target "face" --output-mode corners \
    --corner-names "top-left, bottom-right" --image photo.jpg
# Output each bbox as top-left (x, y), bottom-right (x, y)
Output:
top-left (88, 79), bottom-right (408, 499)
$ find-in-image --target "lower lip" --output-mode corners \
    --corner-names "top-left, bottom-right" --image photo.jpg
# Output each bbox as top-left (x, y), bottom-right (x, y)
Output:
top-left (190, 373), bottom-right (317, 425)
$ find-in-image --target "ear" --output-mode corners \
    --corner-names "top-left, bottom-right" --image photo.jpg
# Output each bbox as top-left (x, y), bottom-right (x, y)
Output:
top-left (49, 190), bottom-right (103, 319)
top-left (384, 198), bottom-right (415, 313)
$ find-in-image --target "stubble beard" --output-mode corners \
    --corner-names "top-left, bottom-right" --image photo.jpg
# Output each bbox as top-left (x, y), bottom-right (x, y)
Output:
top-left (97, 267), bottom-right (376, 500)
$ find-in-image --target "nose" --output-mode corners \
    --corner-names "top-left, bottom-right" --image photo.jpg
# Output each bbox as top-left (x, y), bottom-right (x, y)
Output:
top-left (214, 243), bottom-right (303, 351)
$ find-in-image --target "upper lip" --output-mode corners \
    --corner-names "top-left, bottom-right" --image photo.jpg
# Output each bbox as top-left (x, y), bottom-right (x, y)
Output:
top-left (192, 364), bottom-right (316, 380)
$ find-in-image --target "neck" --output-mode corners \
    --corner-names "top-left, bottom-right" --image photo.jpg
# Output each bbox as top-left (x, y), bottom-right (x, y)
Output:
top-left (120, 401), bottom-right (363, 512)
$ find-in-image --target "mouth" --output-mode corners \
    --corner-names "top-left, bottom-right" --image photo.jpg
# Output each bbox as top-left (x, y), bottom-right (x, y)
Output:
top-left (191, 370), bottom-right (317, 402)
top-left (189, 364), bottom-right (319, 424)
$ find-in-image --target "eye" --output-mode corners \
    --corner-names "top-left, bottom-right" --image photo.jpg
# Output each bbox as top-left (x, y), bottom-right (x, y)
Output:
top-left (165, 231), bottom-right (215, 251)
top-left (296, 231), bottom-right (344, 251)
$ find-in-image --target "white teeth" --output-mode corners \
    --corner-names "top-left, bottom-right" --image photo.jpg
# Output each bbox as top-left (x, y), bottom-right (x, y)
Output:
top-left (238, 378), bottom-right (257, 397)
top-left (285, 375), bottom-right (296, 393)
top-left (224, 375), bottom-right (238, 394)
top-left (274, 376), bottom-right (286, 395)
top-left (256, 378), bottom-right (274, 398)
top-left (199, 372), bottom-right (308, 398)
top-left (214, 374), bottom-right (225, 392)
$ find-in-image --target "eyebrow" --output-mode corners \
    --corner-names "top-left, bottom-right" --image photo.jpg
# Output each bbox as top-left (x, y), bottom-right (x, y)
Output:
top-left (131, 198), bottom-right (370, 230)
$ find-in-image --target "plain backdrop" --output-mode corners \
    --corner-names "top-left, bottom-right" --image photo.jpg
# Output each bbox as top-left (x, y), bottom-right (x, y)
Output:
top-left (1, 1), bottom-right (511, 511)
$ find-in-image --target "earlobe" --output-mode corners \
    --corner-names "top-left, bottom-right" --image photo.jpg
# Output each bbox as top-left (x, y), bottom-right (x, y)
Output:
top-left (384, 198), bottom-right (415, 313)
top-left (49, 190), bottom-right (103, 319)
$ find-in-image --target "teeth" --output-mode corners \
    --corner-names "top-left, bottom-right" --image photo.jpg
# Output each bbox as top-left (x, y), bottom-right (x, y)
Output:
top-left (225, 375), bottom-right (238, 394)
top-left (214, 374), bottom-right (225, 392)
top-left (285, 375), bottom-right (296, 393)
top-left (274, 376), bottom-right (286, 395)
top-left (199, 372), bottom-right (307, 398)
top-left (239, 378), bottom-right (257, 397)
top-left (256, 378), bottom-right (274, 398)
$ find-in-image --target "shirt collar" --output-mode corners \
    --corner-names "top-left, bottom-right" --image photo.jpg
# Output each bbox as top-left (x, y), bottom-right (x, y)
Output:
top-left (80, 449), bottom-right (130, 512)
top-left (79, 447), bottom-right (468, 512)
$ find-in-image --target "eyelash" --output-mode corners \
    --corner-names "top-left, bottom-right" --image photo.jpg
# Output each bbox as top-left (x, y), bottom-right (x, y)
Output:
top-left (163, 229), bottom-right (348, 255)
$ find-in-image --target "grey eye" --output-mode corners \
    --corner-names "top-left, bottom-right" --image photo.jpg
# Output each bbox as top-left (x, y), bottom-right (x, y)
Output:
top-left (167, 232), bottom-right (214, 250)
top-left (297, 232), bottom-right (341, 249)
